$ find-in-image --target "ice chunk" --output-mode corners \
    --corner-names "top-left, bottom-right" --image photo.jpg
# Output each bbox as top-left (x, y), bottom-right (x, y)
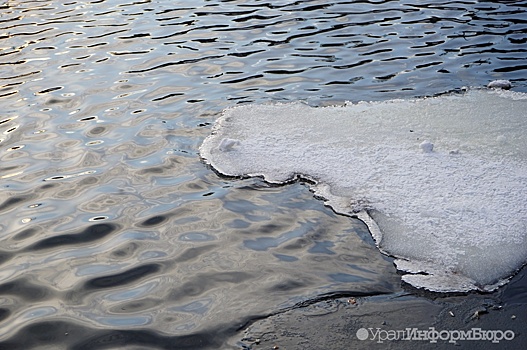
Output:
top-left (218, 138), bottom-right (240, 152)
top-left (487, 80), bottom-right (512, 89)
top-left (419, 140), bottom-right (434, 153)
top-left (199, 89), bottom-right (527, 292)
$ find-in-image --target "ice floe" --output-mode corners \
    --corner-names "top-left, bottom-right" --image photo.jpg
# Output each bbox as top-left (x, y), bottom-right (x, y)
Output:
top-left (200, 89), bottom-right (527, 293)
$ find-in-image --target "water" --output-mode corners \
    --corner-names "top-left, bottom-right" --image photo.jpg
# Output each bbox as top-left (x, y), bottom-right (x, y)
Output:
top-left (0, 0), bottom-right (526, 348)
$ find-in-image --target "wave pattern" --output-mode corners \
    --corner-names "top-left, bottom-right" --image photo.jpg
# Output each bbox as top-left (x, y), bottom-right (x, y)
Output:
top-left (0, 0), bottom-right (526, 348)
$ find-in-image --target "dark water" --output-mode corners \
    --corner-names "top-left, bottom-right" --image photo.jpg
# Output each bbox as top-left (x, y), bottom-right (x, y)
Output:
top-left (0, 0), bottom-right (526, 348)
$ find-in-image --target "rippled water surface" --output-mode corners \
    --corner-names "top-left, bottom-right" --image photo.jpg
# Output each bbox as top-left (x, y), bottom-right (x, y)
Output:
top-left (1, 0), bottom-right (526, 348)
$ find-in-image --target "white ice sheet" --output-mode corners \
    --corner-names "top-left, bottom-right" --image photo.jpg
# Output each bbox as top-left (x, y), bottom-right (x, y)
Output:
top-left (200, 89), bottom-right (527, 292)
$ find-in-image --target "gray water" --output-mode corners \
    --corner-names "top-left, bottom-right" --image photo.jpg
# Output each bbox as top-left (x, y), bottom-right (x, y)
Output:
top-left (0, 0), bottom-right (526, 348)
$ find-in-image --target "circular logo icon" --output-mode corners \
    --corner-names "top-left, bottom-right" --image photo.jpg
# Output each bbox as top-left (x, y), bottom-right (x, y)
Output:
top-left (356, 328), bottom-right (369, 341)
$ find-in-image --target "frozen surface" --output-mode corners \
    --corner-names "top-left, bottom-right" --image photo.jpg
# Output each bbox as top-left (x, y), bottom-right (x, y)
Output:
top-left (200, 89), bottom-right (527, 292)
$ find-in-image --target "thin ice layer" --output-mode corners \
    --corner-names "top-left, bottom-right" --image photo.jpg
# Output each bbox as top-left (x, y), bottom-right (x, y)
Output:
top-left (200, 89), bottom-right (527, 293)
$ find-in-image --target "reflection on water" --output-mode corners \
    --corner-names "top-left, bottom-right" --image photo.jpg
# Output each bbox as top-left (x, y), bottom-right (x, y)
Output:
top-left (0, 0), bottom-right (526, 348)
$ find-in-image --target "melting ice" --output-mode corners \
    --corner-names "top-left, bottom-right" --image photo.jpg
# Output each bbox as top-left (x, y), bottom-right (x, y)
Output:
top-left (200, 89), bottom-right (527, 293)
